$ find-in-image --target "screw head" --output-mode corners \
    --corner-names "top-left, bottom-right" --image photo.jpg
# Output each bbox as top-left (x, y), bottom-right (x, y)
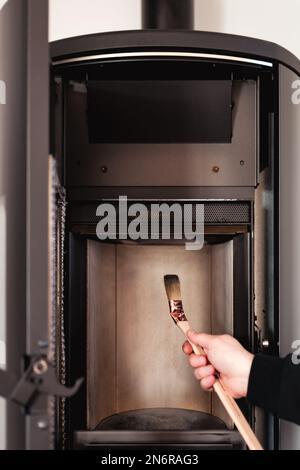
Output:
top-left (212, 166), bottom-right (220, 173)
top-left (240, 160), bottom-right (245, 166)
top-left (262, 339), bottom-right (270, 349)
top-left (101, 166), bottom-right (108, 174)
top-left (33, 359), bottom-right (48, 376)
top-left (37, 420), bottom-right (48, 430)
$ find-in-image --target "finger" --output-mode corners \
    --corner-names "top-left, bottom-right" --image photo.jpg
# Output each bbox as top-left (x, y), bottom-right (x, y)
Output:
top-left (187, 330), bottom-right (214, 350)
top-left (189, 354), bottom-right (208, 368)
top-left (200, 375), bottom-right (216, 391)
top-left (194, 365), bottom-right (215, 380)
top-left (182, 341), bottom-right (193, 355)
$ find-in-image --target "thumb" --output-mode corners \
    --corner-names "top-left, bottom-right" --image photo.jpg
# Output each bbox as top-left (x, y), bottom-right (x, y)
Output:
top-left (187, 330), bottom-right (214, 350)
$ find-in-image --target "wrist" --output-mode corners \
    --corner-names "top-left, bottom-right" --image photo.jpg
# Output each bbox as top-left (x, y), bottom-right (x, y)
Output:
top-left (241, 352), bottom-right (254, 397)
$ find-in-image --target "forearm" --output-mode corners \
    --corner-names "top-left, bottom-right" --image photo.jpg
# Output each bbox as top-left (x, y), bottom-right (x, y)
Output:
top-left (247, 354), bottom-right (300, 425)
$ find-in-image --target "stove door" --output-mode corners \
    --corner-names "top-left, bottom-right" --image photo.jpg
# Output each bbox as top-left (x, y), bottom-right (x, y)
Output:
top-left (279, 64), bottom-right (300, 450)
top-left (0, 0), bottom-right (50, 450)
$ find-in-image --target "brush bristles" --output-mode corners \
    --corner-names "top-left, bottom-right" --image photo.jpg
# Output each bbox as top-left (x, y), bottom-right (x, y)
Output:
top-left (164, 275), bottom-right (182, 301)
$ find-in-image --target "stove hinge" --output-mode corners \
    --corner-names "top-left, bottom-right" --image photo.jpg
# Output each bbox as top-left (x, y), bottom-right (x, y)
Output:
top-left (0, 355), bottom-right (83, 413)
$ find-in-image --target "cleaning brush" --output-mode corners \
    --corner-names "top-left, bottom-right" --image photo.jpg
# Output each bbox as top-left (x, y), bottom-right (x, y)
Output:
top-left (164, 274), bottom-right (263, 451)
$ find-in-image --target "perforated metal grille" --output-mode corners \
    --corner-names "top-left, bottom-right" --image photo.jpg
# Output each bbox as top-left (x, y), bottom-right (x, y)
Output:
top-left (69, 201), bottom-right (251, 226)
top-left (204, 203), bottom-right (250, 224)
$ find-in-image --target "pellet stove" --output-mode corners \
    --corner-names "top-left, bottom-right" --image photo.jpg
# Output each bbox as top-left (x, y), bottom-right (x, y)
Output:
top-left (1, 0), bottom-right (300, 451)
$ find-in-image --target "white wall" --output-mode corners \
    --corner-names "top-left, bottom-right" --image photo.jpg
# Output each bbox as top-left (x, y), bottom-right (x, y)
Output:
top-left (50, 0), bottom-right (300, 60)
top-left (194, 0), bottom-right (300, 59)
top-left (49, 0), bottom-right (141, 40)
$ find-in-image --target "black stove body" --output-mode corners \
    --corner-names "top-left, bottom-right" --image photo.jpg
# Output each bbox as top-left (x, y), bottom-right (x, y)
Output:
top-left (1, 0), bottom-right (300, 451)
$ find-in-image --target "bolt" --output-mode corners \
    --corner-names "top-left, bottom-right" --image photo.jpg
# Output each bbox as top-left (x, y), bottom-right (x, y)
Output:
top-left (101, 166), bottom-right (108, 174)
top-left (37, 421), bottom-right (48, 430)
top-left (212, 166), bottom-right (220, 173)
top-left (33, 359), bottom-right (48, 376)
top-left (262, 339), bottom-right (270, 349)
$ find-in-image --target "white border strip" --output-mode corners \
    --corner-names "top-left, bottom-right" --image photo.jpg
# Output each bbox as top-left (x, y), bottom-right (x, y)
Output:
top-left (53, 51), bottom-right (273, 68)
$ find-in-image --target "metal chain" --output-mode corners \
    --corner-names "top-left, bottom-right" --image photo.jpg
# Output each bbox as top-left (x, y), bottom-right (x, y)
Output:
top-left (48, 157), bottom-right (68, 449)
top-left (48, 156), bottom-right (58, 449)
top-left (57, 194), bottom-right (67, 449)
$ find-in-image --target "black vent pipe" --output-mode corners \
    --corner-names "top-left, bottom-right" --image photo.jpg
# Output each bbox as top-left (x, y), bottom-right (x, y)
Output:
top-left (142, 0), bottom-right (194, 30)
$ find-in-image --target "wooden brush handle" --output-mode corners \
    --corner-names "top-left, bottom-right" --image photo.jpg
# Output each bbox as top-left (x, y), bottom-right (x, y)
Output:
top-left (178, 321), bottom-right (263, 451)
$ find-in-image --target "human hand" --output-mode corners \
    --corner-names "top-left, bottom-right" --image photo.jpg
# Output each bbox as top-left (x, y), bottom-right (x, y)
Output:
top-left (183, 331), bottom-right (254, 399)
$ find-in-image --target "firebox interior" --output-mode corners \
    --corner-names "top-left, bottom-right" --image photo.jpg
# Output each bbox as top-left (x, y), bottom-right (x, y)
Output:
top-left (86, 240), bottom-right (234, 430)
top-left (53, 55), bottom-right (274, 449)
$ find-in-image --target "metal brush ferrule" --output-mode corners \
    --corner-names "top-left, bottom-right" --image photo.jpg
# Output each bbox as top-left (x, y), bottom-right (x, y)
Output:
top-left (169, 300), bottom-right (187, 323)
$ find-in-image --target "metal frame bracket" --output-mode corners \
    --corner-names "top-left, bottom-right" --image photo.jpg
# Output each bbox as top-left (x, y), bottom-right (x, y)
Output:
top-left (0, 356), bottom-right (83, 412)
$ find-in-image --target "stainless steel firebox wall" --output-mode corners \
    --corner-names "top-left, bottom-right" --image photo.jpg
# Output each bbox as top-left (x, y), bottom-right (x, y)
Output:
top-left (50, 29), bottom-right (300, 451)
top-left (86, 241), bottom-right (234, 430)
top-left (66, 77), bottom-right (255, 189)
